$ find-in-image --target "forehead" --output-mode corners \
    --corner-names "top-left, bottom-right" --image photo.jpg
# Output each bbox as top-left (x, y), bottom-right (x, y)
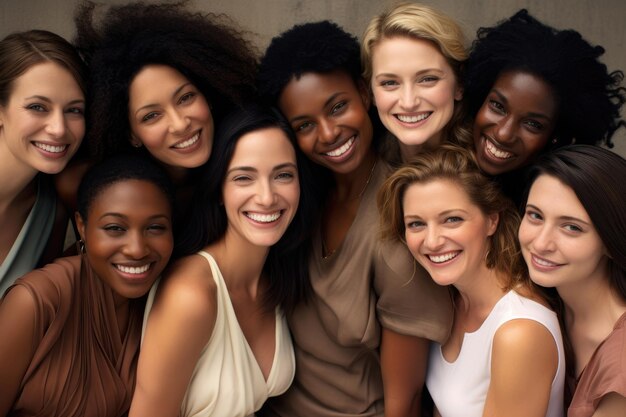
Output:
top-left (9, 61), bottom-right (83, 101)
top-left (527, 174), bottom-right (589, 218)
top-left (371, 36), bottom-right (452, 72)
top-left (129, 64), bottom-right (190, 100)
top-left (89, 179), bottom-right (171, 217)
top-left (492, 71), bottom-right (558, 115)
top-left (229, 127), bottom-right (295, 166)
top-left (403, 178), bottom-right (474, 211)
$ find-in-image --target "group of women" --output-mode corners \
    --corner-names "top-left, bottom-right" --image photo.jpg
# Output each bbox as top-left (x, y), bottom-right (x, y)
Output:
top-left (0, 1), bottom-right (624, 417)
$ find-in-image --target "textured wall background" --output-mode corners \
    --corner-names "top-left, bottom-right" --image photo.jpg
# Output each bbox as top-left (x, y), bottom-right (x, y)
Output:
top-left (2, 0), bottom-right (624, 156)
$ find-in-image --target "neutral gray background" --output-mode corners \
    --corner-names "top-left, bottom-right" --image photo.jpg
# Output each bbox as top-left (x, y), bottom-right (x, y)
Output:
top-left (2, 0), bottom-right (624, 156)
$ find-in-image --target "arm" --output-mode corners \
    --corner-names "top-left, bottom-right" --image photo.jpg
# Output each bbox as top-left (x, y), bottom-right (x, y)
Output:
top-left (592, 392), bottom-right (626, 417)
top-left (381, 327), bottom-right (429, 417)
top-left (482, 319), bottom-right (559, 417)
top-left (0, 286), bottom-right (38, 415)
top-left (129, 257), bottom-right (217, 417)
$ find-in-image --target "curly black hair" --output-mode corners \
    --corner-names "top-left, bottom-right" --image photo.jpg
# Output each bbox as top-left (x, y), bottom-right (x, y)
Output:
top-left (257, 20), bottom-right (362, 105)
top-left (464, 9), bottom-right (625, 148)
top-left (74, 1), bottom-right (258, 158)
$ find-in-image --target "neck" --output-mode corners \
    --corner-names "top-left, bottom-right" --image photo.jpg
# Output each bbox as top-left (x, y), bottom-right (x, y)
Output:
top-left (333, 150), bottom-right (377, 201)
top-left (454, 265), bottom-right (507, 322)
top-left (399, 134), bottom-right (443, 163)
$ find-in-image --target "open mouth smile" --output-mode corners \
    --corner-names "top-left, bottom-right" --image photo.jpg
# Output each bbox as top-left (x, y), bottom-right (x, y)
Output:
top-left (427, 251), bottom-right (460, 264)
top-left (114, 263), bottom-right (152, 275)
top-left (325, 136), bottom-right (355, 157)
top-left (245, 211), bottom-right (282, 223)
top-left (173, 131), bottom-right (200, 149)
top-left (531, 254), bottom-right (563, 268)
top-left (33, 142), bottom-right (69, 153)
top-left (484, 138), bottom-right (514, 159)
top-left (395, 112), bottom-right (431, 124)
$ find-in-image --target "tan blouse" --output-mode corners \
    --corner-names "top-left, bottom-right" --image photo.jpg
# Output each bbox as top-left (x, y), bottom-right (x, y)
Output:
top-left (262, 161), bottom-right (453, 417)
top-left (4, 256), bottom-right (143, 417)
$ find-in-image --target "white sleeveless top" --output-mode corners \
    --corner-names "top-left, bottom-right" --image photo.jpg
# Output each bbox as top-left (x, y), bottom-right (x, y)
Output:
top-left (142, 251), bottom-right (295, 417)
top-left (426, 290), bottom-right (564, 417)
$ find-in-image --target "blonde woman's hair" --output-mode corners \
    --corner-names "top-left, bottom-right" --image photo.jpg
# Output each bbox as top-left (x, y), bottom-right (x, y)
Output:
top-left (362, 3), bottom-right (471, 152)
top-left (378, 144), bottom-right (527, 289)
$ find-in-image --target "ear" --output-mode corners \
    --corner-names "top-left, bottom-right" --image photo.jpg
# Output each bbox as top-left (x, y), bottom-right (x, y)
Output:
top-left (356, 78), bottom-right (372, 110)
top-left (486, 212), bottom-right (499, 237)
top-left (129, 133), bottom-right (142, 148)
top-left (75, 212), bottom-right (86, 241)
top-left (454, 84), bottom-right (464, 102)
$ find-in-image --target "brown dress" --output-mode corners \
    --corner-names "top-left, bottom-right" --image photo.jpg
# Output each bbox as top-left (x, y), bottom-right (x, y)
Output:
top-left (568, 312), bottom-right (626, 417)
top-left (4, 256), bottom-right (144, 417)
top-left (261, 161), bottom-right (453, 417)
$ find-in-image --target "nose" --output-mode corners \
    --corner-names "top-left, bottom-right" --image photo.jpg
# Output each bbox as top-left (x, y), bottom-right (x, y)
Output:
top-left (168, 109), bottom-right (191, 134)
top-left (423, 225), bottom-right (445, 251)
top-left (399, 85), bottom-right (420, 110)
top-left (494, 116), bottom-right (516, 144)
top-left (45, 110), bottom-right (66, 138)
top-left (123, 231), bottom-right (150, 259)
top-left (318, 118), bottom-right (340, 144)
top-left (256, 179), bottom-right (278, 207)
top-left (531, 225), bottom-right (556, 253)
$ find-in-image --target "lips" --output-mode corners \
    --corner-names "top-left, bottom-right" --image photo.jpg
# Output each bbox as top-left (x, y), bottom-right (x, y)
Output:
top-left (245, 211), bottom-right (282, 223)
top-left (531, 254), bottom-right (563, 270)
top-left (427, 250), bottom-right (460, 264)
top-left (115, 263), bottom-right (152, 274)
top-left (33, 141), bottom-right (69, 153)
top-left (172, 131), bottom-right (200, 149)
top-left (395, 112), bottom-right (431, 124)
top-left (484, 138), bottom-right (514, 159)
top-left (324, 136), bottom-right (355, 157)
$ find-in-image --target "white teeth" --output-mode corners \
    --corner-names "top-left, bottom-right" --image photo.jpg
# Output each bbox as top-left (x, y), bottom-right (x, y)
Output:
top-left (173, 132), bottom-right (200, 149)
top-left (396, 113), bottom-right (430, 123)
top-left (115, 264), bottom-right (151, 274)
top-left (533, 255), bottom-right (558, 267)
top-left (246, 211), bottom-right (281, 223)
top-left (325, 137), bottom-right (354, 157)
top-left (34, 142), bottom-right (67, 153)
top-left (485, 140), bottom-right (513, 159)
top-left (428, 252), bottom-right (459, 263)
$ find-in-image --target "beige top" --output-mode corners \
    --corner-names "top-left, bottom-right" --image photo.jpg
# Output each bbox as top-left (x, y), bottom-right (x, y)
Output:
top-left (262, 161), bottom-right (453, 417)
top-left (569, 312), bottom-right (626, 417)
top-left (143, 251), bottom-right (295, 417)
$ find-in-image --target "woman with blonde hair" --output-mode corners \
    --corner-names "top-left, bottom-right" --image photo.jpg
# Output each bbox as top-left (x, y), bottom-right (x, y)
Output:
top-left (362, 3), bottom-right (470, 163)
top-left (378, 145), bottom-right (565, 417)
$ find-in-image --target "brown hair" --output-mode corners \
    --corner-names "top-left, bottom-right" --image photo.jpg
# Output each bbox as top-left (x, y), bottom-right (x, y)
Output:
top-left (0, 30), bottom-right (86, 106)
top-left (378, 144), bottom-right (527, 289)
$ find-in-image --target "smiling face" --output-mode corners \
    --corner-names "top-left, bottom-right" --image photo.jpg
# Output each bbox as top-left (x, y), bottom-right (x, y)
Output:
top-left (371, 36), bottom-right (461, 154)
top-left (76, 179), bottom-right (173, 301)
top-left (128, 64), bottom-right (213, 169)
top-left (0, 61), bottom-right (85, 174)
top-left (402, 179), bottom-right (498, 288)
top-left (278, 70), bottom-right (373, 176)
top-left (473, 71), bottom-right (558, 175)
top-left (519, 174), bottom-right (609, 291)
top-left (222, 127), bottom-right (300, 249)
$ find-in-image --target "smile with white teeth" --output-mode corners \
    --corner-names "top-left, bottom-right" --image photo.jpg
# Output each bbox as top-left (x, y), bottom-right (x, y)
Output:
top-left (485, 139), bottom-right (513, 159)
top-left (325, 136), bottom-right (355, 157)
top-left (115, 263), bottom-right (151, 274)
top-left (245, 211), bottom-right (282, 223)
top-left (34, 142), bottom-right (68, 153)
top-left (173, 131), bottom-right (200, 149)
top-left (428, 251), bottom-right (460, 263)
top-left (396, 113), bottom-right (430, 123)
top-left (532, 255), bottom-right (560, 267)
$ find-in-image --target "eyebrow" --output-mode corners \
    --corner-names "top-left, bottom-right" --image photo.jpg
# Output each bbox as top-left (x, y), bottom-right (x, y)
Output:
top-left (226, 162), bottom-right (297, 175)
top-left (403, 208), bottom-right (468, 220)
top-left (134, 82), bottom-right (192, 115)
top-left (491, 90), bottom-right (554, 121)
top-left (525, 204), bottom-right (590, 225)
top-left (289, 92), bottom-right (346, 123)
top-left (25, 95), bottom-right (85, 105)
top-left (99, 213), bottom-right (171, 221)
top-left (374, 68), bottom-right (445, 79)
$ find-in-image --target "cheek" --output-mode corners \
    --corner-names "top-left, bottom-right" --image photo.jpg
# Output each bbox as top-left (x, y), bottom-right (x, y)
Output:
top-left (404, 232), bottom-right (422, 259)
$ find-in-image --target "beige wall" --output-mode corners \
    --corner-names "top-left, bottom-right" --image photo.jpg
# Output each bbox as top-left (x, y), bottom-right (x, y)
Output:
top-left (2, 0), bottom-right (625, 156)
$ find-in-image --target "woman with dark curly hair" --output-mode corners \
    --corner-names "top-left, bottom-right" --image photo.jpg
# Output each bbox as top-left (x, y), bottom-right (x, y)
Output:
top-left (258, 21), bottom-right (452, 417)
top-left (67, 1), bottom-right (257, 218)
top-left (465, 9), bottom-right (625, 180)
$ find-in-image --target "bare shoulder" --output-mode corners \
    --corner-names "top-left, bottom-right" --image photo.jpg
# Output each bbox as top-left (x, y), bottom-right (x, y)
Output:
top-left (493, 318), bottom-right (557, 355)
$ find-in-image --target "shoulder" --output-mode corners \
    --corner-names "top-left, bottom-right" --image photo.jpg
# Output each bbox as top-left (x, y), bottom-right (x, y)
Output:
top-left (9, 257), bottom-right (80, 304)
top-left (493, 318), bottom-right (558, 357)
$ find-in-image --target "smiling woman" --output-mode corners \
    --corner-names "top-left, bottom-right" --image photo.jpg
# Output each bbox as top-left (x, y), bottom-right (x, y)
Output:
top-left (0, 154), bottom-right (175, 417)
top-left (0, 29), bottom-right (86, 292)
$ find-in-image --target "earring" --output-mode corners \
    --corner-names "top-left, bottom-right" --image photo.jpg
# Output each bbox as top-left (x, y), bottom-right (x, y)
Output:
top-left (77, 239), bottom-right (86, 254)
top-left (132, 141), bottom-right (142, 148)
top-left (551, 137), bottom-right (558, 145)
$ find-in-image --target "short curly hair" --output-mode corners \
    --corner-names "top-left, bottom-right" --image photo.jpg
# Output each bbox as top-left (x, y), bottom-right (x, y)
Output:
top-left (257, 20), bottom-right (361, 105)
top-left (74, 1), bottom-right (258, 158)
top-left (465, 9), bottom-right (625, 148)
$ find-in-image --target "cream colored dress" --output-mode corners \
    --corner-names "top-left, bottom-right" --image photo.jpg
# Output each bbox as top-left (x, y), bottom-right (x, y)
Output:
top-left (142, 251), bottom-right (295, 417)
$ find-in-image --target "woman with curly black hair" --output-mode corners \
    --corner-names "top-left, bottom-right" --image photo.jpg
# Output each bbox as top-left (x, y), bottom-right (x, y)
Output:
top-left (67, 1), bottom-right (258, 219)
top-left (258, 21), bottom-right (452, 417)
top-left (465, 9), bottom-right (625, 180)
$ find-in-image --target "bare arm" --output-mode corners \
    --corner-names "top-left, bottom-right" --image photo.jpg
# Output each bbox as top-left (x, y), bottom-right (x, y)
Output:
top-left (381, 327), bottom-right (429, 417)
top-left (0, 286), bottom-right (38, 416)
top-left (129, 257), bottom-right (217, 417)
top-left (483, 319), bottom-right (559, 417)
top-left (591, 392), bottom-right (626, 417)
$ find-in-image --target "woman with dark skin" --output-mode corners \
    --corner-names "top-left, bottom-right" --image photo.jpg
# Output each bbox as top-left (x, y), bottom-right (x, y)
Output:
top-left (464, 10), bottom-right (624, 184)
top-left (258, 21), bottom-right (452, 417)
top-left (519, 146), bottom-right (626, 416)
top-left (0, 30), bottom-right (86, 292)
top-left (59, 1), bottom-right (258, 221)
top-left (0, 154), bottom-right (175, 417)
